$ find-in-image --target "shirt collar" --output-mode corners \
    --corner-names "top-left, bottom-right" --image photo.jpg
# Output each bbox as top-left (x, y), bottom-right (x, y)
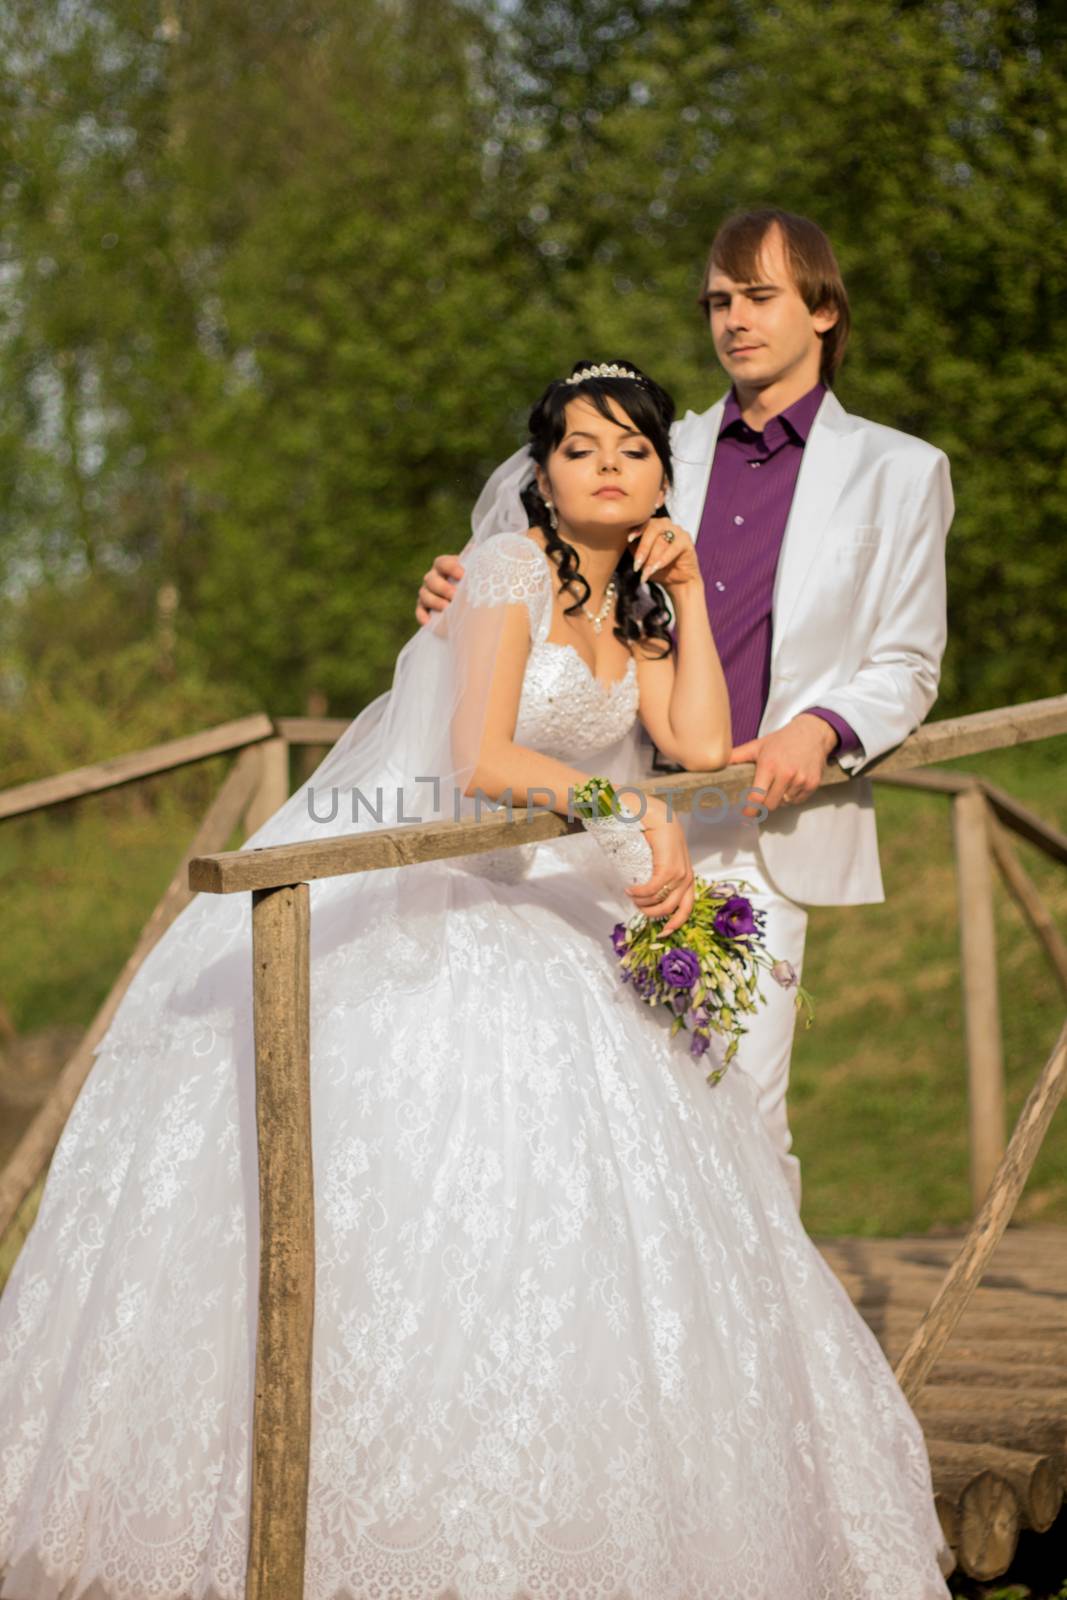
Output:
top-left (719, 381), bottom-right (826, 444)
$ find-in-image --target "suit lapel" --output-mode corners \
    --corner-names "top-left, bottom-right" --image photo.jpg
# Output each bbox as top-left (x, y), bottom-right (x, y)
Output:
top-left (668, 395), bottom-right (726, 542)
top-left (769, 391), bottom-right (858, 654)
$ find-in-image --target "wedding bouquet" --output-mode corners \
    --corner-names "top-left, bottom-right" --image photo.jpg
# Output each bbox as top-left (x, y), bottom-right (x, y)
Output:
top-left (573, 777), bottom-right (814, 1085)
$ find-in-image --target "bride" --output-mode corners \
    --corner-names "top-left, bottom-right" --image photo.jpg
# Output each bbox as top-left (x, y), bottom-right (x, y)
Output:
top-left (0, 362), bottom-right (952, 1599)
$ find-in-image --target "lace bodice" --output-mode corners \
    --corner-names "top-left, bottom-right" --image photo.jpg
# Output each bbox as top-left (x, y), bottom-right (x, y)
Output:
top-left (466, 533), bottom-right (641, 762)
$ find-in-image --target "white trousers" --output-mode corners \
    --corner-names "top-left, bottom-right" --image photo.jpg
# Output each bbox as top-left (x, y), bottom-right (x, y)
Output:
top-left (685, 811), bottom-right (810, 1212)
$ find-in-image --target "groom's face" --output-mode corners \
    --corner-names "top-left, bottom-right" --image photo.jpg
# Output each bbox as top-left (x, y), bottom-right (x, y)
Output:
top-left (703, 223), bottom-right (837, 395)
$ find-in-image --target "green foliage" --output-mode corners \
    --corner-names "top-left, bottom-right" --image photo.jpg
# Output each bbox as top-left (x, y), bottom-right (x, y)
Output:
top-left (0, 0), bottom-right (1063, 734)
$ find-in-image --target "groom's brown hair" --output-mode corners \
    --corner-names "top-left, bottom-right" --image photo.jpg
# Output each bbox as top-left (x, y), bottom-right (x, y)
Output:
top-left (701, 208), bottom-right (851, 386)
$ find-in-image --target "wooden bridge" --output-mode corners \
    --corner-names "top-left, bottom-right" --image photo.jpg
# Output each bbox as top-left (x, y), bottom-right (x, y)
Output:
top-left (1, 694), bottom-right (1066, 1592)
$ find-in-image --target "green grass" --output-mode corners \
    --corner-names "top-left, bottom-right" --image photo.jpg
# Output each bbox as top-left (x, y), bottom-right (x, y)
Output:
top-left (1, 736), bottom-right (1065, 1266)
top-left (792, 734), bottom-right (1067, 1236)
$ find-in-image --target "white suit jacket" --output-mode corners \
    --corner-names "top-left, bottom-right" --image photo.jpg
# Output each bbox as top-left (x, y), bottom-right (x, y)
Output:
top-left (666, 389), bottom-right (953, 907)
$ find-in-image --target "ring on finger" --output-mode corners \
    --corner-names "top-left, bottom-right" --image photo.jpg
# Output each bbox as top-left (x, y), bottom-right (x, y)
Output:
top-left (662, 527), bottom-right (676, 544)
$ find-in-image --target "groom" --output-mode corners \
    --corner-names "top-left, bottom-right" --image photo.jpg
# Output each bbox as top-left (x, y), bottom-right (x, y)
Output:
top-left (415, 207), bottom-right (953, 1210)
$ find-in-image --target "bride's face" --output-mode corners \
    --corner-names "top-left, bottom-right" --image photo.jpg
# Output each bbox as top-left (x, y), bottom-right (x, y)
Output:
top-left (538, 396), bottom-right (666, 539)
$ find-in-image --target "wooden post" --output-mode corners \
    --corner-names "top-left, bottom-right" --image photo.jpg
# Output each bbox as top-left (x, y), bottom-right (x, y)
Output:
top-left (953, 786), bottom-right (1006, 1211)
top-left (245, 739), bottom-right (290, 838)
top-left (894, 1016), bottom-right (1067, 1403)
top-left (247, 882), bottom-right (314, 1600)
top-left (987, 818), bottom-right (1067, 1000)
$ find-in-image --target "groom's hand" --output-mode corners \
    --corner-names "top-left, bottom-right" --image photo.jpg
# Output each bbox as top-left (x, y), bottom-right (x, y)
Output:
top-left (728, 715), bottom-right (838, 817)
top-left (416, 554), bottom-right (465, 625)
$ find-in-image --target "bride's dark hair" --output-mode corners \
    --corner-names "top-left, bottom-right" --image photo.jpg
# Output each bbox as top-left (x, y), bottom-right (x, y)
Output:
top-left (520, 359), bottom-right (676, 658)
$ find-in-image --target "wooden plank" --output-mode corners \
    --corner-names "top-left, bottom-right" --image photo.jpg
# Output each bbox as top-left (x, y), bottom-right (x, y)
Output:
top-left (189, 696), bottom-right (1067, 896)
top-left (0, 749), bottom-right (264, 1249)
top-left (989, 819), bottom-right (1067, 999)
top-left (893, 1017), bottom-right (1067, 1404)
top-left (927, 1441), bottom-right (1063, 1534)
top-left (190, 806), bottom-right (587, 895)
top-left (953, 788), bottom-right (1006, 1212)
top-left (983, 781), bottom-right (1067, 869)
top-left (863, 693), bottom-right (1067, 772)
top-left (274, 717), bottom-right (350, 745)
top-left (244, 739), bottom-right (291, 838)
top-left (872, 768), bottom-right (972, 795)
top-left (246, 883), bottom-right (313, 1600)
top-left (917, 1404), bottom-right (1067, 1461)
top-left (0, 714), bottom-right (275, 821)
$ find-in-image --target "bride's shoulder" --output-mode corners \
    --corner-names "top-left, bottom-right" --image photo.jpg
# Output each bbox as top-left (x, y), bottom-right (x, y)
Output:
top-left (462, 530), bottom-right (554, 609)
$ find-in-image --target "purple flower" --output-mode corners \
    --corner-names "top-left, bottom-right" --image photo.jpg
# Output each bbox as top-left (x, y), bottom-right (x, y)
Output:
top-left (685, 1005), bottom-right (710, 1030)
top-left (611, 923), bottom-right (629, 956)
top-left (771, 959), bottom-right (799, 989)
top-left (657, 948), bottom-right (701, 990)
top-left (632, 966), bottom-right (656, 998)
top-left (713, 895), bottom-right (755, 939)
top-left (689, 1031), bottom-right (711, 1058)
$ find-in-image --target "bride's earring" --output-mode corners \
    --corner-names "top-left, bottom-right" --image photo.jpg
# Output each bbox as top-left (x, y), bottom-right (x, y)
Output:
top-left (544, 498), bottom-right (559, 532)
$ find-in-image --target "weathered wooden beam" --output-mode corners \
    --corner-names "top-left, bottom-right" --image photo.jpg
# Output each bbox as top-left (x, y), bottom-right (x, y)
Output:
top-left (953, 787), bottom-right (1006, 1211)
top-left (189, 695), bottom-right (1067, 896)
top-left (933, 1466), bottom-right (1020, 1581)
top-left (246, 883), bottom-right (314, 1600)
top-left (873, 768), bottom-right (972, 795)
top-left (244, 739), bottom-right (291, 839)
top-left (0, 714), bottom-right (275, 821)
top-left (893, 1016), bottom-right (1067, 1403)
top-left (915, 1403), bottom-right (1067, 1463)
top-left (274, 717), bottom-right (350, 746)
top-left (0, 749), bottom-right (264, 1250)
top-left (988, 820), bottom-right (1067, 998)
top-left (982, 781), bottom-right (1067, 869)
top-left (926, 1440), bottom-right (1062, 1535)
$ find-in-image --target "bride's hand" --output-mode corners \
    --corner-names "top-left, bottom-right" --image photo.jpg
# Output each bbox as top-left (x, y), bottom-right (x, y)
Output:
top-left (627, 520), bottom-right (701, 590)
top-left (627, 804), bottom-right (695, 937)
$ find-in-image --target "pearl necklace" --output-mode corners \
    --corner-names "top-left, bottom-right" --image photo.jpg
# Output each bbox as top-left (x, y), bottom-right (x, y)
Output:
top-left (582, 579), bottom-right (617, 635)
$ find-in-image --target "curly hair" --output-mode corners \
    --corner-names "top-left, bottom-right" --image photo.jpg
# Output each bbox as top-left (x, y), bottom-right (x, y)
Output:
top-left (520, 359), bottom-right (676, 659)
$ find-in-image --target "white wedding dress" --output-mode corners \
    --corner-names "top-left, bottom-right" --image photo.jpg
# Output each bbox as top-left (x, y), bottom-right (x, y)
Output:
top-left (0, 534), bottom-right (952, 1600)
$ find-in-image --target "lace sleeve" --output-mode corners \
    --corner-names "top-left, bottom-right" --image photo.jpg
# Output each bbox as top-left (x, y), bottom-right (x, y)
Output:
top-left (462, 532), bottom-right (553, 645)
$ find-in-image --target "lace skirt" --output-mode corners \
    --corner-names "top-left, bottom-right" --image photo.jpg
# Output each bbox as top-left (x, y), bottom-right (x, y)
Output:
top-left (0, 835), bottom-right (951, 1600)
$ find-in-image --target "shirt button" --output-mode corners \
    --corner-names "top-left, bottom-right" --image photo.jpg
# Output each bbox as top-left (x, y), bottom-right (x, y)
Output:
top-left (714, 580), bottom-right (725, 591)
top-left (733, 515), bottom-right (744, 525)
top-left (749, 460), bottom-right (761, 468)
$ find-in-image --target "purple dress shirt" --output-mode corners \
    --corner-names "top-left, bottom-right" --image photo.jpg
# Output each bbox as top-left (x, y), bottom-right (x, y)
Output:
top-left (694, 383), bottom-right (860, 756)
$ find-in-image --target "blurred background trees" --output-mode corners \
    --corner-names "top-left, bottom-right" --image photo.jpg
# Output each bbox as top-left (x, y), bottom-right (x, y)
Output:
top-left (1, 0), bottom-right (1064, 773)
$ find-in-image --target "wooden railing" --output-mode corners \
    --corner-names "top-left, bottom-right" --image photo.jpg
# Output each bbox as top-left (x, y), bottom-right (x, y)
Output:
top-left (1, 694), bottom-right (1066, 1597)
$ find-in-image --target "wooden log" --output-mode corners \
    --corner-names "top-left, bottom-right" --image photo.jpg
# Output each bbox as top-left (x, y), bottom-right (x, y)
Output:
top-left (943, 1468), bottom-right (1020, 1581)
top-left (893, 1017), bottom-right (1067, 1403)
top-left (0, 748), bottom-right (264, 1249)
top-left (927, 1440), bottom-right (1063, 1534)
top-left (246, 882), bottom-right (313, 1600)
top-left (953, 786), bottom-right (1007, 1212)
top-left (274, 716), bottom-right (350, 746)
top-left (922, 1361), bottom-right (1067, 1392)
top-left (851, 1281), bottom-right (1066, 1322)
top-left (872, 766), bottom-right (1067, 880)
top-left (189, 696), bottom-right (1067, 896)
top-left (0, 714), bottom-right (274, 821)
top-left (922, 1340), bottom-right (1067, 1373)
top-left (873, 768), bottom-right (971, 795)
top-left (916, 1405), bottom-right (1067, 1463)
top-left (934, 1493), bottom-right (960, 1566)
top-left (244, 738), bottom-right (291, 838)
top-left (873, 1309), bottom-right (1067, 1349)
top-left (915, 1386), bottom-right (1067, 1425)
top-left (988, 819), bottom-right (1067, 999)
top-left (982, 780), bottom-right (1067, 870)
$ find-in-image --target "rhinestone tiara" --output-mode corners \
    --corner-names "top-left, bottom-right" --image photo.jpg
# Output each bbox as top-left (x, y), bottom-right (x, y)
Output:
top-left (565, 363), bottom-right (641, 384)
